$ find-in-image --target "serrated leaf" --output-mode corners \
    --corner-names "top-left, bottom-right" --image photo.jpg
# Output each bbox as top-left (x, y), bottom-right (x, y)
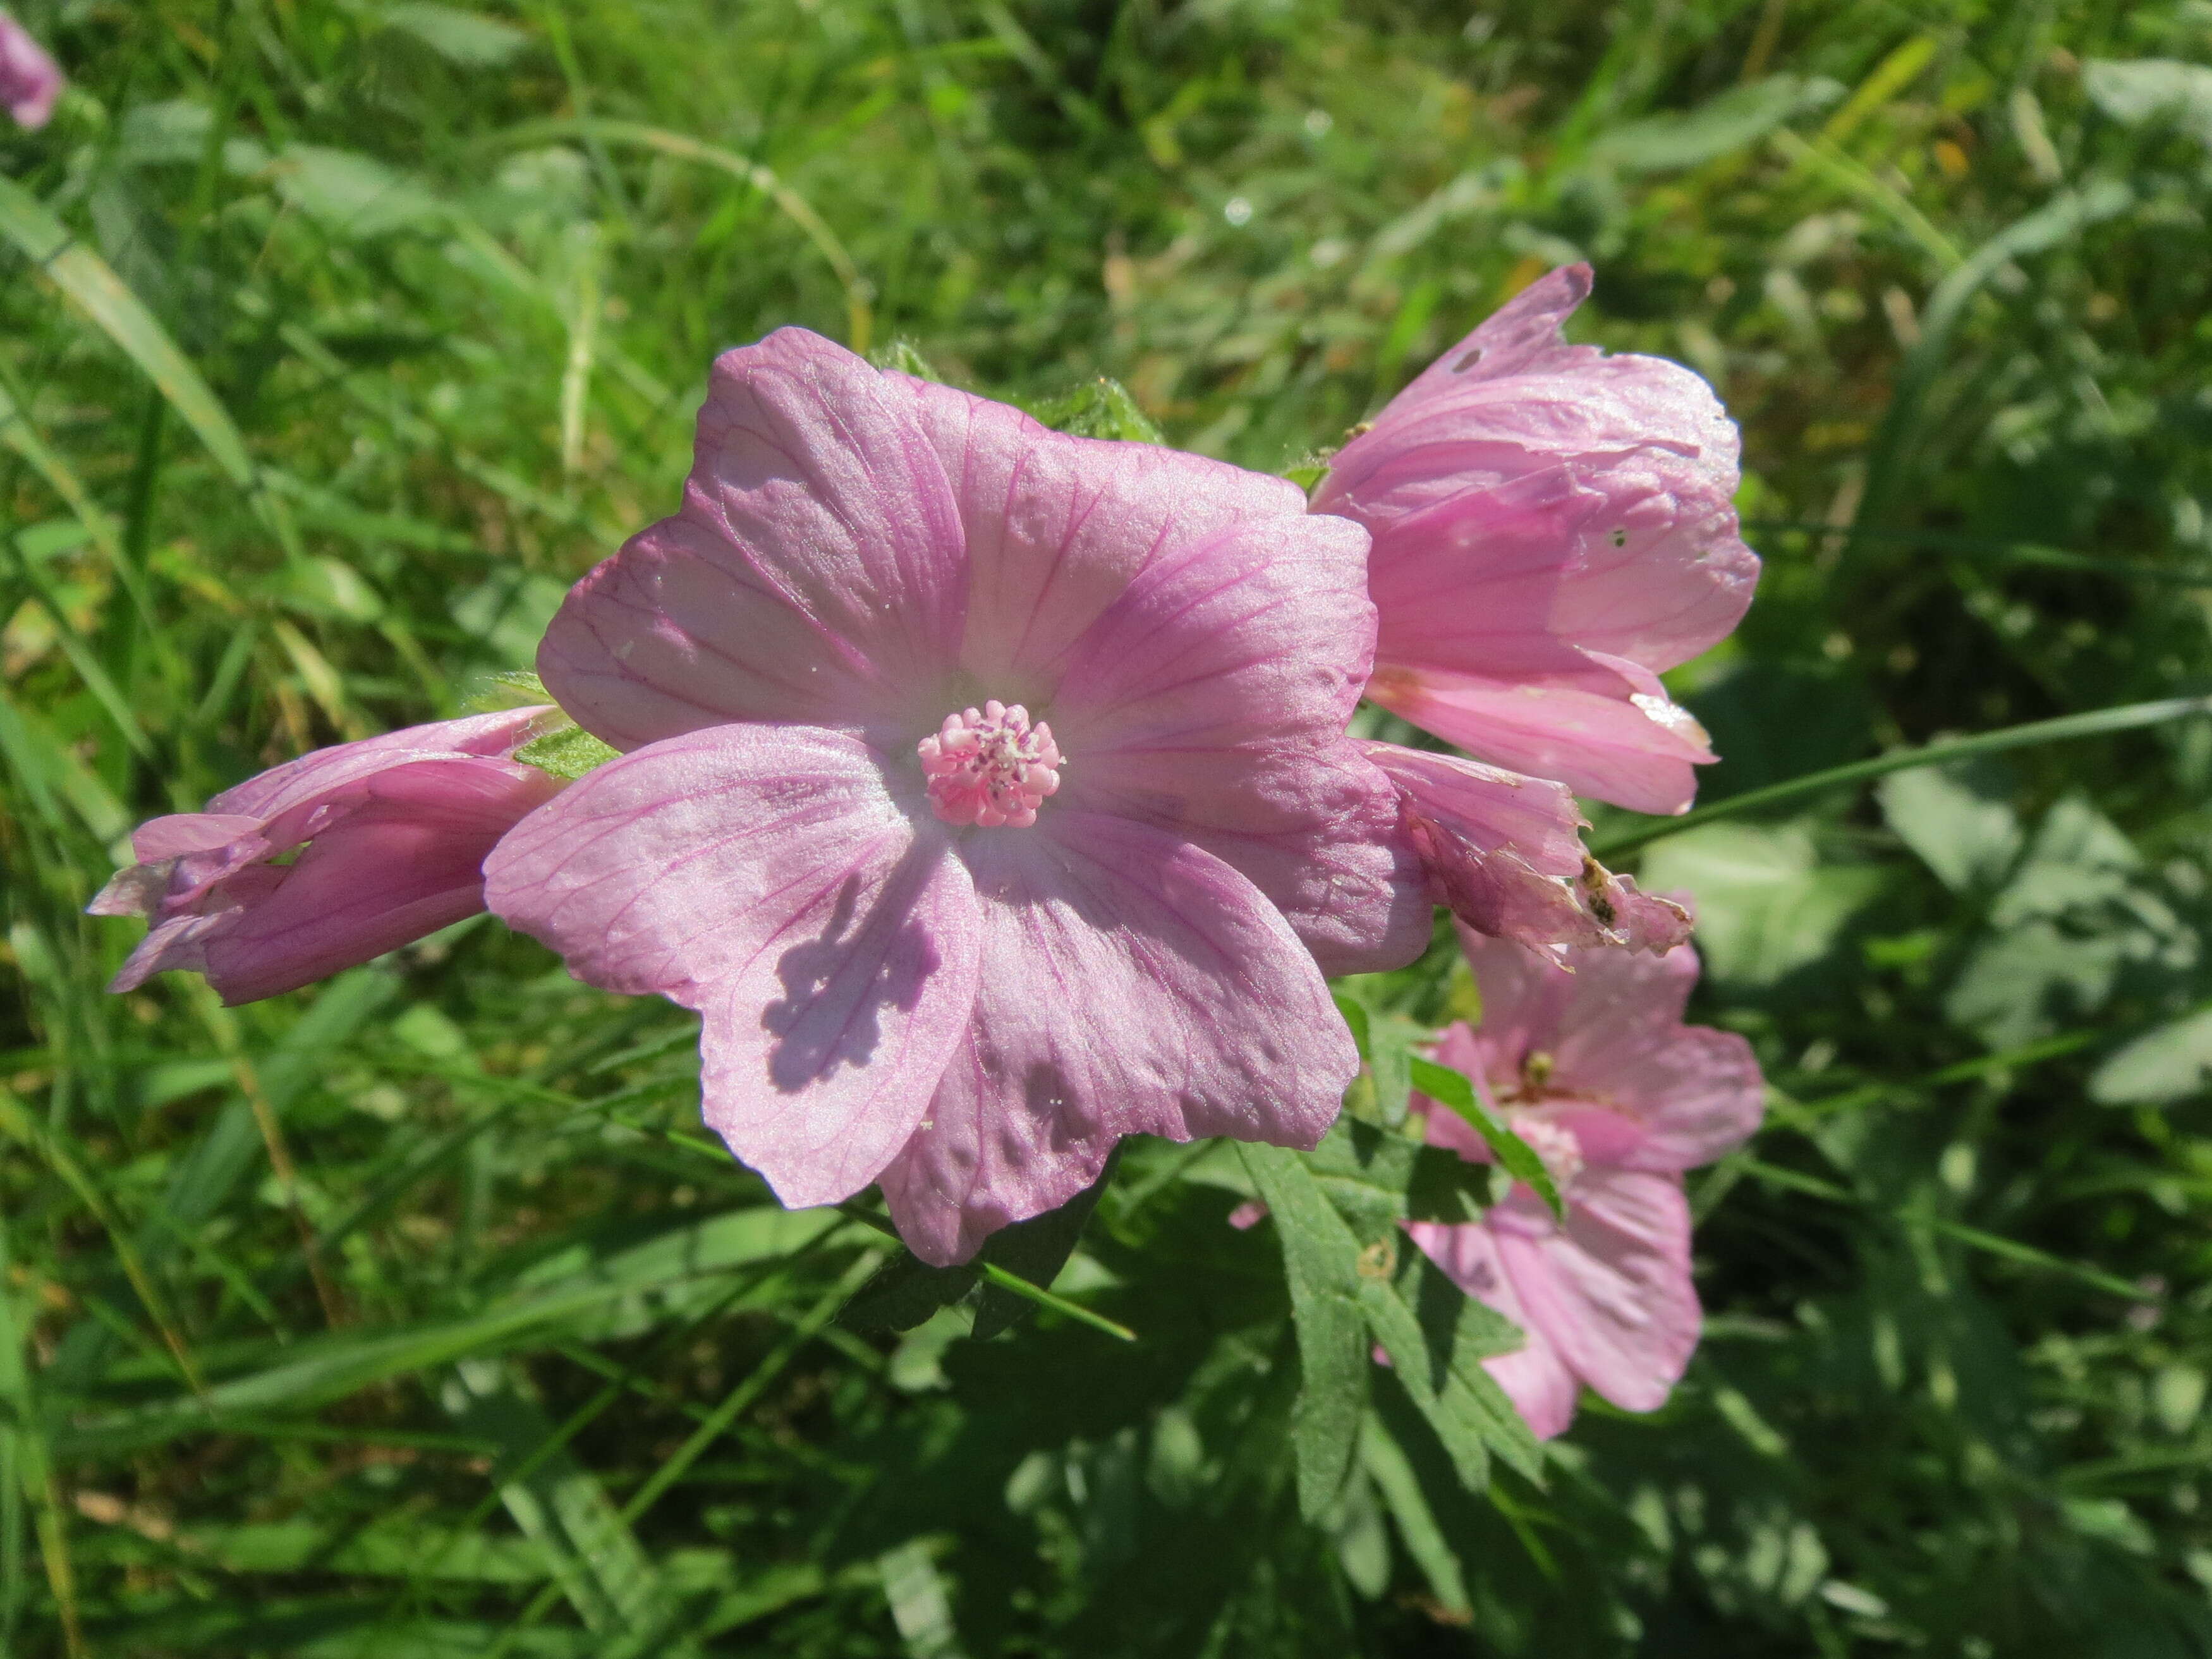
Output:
top-left (517, 724), bottom-right (621, 782)
top-left (1242, 1143), bottom-right (1371, 1522)
top-left (1028, 377), bottom-right (1163, 443)
top-left (1361, 1247), bottom-right (1538, 1490)
top-left (1407, 1056), bottom-right (1562, 1220)
top-left (867, 339), bottom-right (944, 381)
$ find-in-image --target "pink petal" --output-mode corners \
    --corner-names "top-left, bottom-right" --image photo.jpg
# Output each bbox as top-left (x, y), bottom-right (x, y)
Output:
top-left (201, 759), bottom-right (561, 1005)
top-left (0, 12), bottom-right (61, 130)
top-left (1318, 265), bottom-right (1756, 679)
top-left (538, 330), bottom-right (968, 749)
top-left (128, 813), bottom-right (265, 863)
top-left (209, 708), bottom-right (553, 820)
top-left (1406, 1218), bottom-right (1582, 1440)
top-left (1480, 935), bottom-right (1763, 1171)
top-left (878, 810), bottom-right (1356, 1265)
top-left (1494, 1167), bottom-right (1699, 1414)
top-left (1366, 656), bottom-right (1713, 816)
top-left (890, 375), bottom-right (1313, 687)
top-left (484, 724), bottom-right (982, 1210)
top-left (1039, 506), bottom-right (1421, 971)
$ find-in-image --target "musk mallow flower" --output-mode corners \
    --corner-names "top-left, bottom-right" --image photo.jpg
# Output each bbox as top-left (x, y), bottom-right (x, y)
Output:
top-left (0, 11), bottom-right (61, 131)
top-left (483, 327), bottom-right (1434, 1265)
top-left (1406, 923), bottom-right (1764, 1438)
top-left (92, 708), bottom-right (561, 1006)
top-left (1313, 264), bottom-right (1759, 816)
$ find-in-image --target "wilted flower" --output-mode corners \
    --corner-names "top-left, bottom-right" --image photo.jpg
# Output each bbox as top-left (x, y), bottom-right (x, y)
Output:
top-left (1362, 739), bottom-right (1691, 957)
top-left (92, 709), bottom-right (560, 1006)
top-left (485, 329), bottom-right (1428, 1265)
top-left (1407, 924), bottom-right (1764, 1438)
top-left (1313, 265), bottom-right (1759, 815)
top-left (0, 11), bottom-right (61, 131)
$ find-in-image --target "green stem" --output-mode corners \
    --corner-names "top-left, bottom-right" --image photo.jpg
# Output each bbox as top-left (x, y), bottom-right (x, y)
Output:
top-left (1592, 695), bottom-right (2212, 858)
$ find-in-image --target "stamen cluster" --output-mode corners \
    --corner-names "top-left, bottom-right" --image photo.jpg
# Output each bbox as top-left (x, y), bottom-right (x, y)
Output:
top-left (918, 700), bottom-right (1063, 828)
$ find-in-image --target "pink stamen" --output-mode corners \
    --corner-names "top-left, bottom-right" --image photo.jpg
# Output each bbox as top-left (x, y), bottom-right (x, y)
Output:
top-left (918, 700), bottom-right (1063, 829)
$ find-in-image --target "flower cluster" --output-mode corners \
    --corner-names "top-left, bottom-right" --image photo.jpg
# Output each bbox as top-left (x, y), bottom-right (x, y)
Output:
top-left (94, 267), bottom-right (1763, 1372)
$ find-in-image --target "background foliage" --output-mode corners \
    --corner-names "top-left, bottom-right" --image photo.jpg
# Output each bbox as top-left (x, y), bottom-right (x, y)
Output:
top-left (4, 0), bottom-right (2212, 1653)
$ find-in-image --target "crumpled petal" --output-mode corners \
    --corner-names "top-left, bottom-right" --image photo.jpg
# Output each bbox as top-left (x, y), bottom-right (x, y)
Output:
top-left (484, 724), bottom-right (983, 1210)
top-left (878, 810), bottom-right (1356, 1265)
top-left (1316, 264), bottom-right (1756, 814)
top-left (1406, 1217), bottom-right (1582, 1440)
top-left (202, 759), bottom-right (560, 1004)
top-left (538, 329), bottom-right (970, 750)
top-left (1364, 742), bottom-right (1690, 954)
top-left (1493, 1167), bottom-right (1699, 1415)
top-left (95, 710), bottom-right (559, 1004)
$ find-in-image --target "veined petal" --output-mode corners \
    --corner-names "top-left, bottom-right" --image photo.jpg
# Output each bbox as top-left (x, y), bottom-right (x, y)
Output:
top-left (878, 810), bottom-right (1356, 1265)
top-left (1366, 657), bottom-right (1713, 816)
top-left (1494, 1167), bottom-right (1699, 1415)
top-left (202, 759), bottom-right (560, 1005)
top-left (892, 376), bottom-right (1312, 690)
top-left (208, 708), bottom-right (551, 820)
top-left (540, 329), bottom-right (969, 749)
top-left (483, 725), bottom-right (981, 1210)
top-left (1406, 1218), bottom-right (1582, 1440)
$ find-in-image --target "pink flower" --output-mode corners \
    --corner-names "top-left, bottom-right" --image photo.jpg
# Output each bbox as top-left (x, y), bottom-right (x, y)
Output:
top-left (92, 709), bottom-right (561, 1006)
top-left (0, 11), bottom-right (61, 131)
top-left (1406, 925), bottom-right (1764, 1438)
top-left (1313, 265), bottom-right (1759, 815)
top-left (484, 329), bottom-right (1426, 1265)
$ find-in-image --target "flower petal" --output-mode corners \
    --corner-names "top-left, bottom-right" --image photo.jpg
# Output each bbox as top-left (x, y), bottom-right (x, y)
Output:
top-left (1483, 936), bottom-right (1763, 1171)
top-left (892, 375), bottom-right (1313, 689)
top-left (539, 330), bottom-right (968, 749)
top-left (1406, 1218), bottom-right (1582, 1440)
top-left (202, 758), bottom-right (560, 1004)
top-left (1318, 264), bottom-right (1756, 680)
top-left (878, 810), bottom-right (1356, 1265)
top-left (1494, 1167), bottom-right (1698, 1414)
top-left (1366, 656), bottom-right (1713, 816)
top-left (484, 724), bottom-right (981, 1209)
top-left (208, 708), bottom-right (552, 819)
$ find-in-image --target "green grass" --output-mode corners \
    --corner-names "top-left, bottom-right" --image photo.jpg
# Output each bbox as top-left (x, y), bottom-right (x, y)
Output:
top-left (4, 1), bottom-right (2212, 1653)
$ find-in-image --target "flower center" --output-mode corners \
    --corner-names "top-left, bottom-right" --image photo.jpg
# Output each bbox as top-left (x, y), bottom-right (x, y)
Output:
top-left (1508, 1113), bottom-right (1584, 1193)
top-left (918, 701), bottom-right (1063, 828)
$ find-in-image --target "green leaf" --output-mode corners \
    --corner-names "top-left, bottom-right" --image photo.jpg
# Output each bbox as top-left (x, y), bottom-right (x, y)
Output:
top-left (0, 174), bottom-right (254, 490)
top-left (1027, 377), bottom-right (1164, 443)
top-left (516, 724), bottom-right (620, 782)
top-left (273, 145), bottom-right (447, 240)
top-left (1241, 1143), bottom-right (1372, 1522)
top-left (973, 1150), bottom-right (1116, 1338)
top-left (1359, 1246), bottom-right (1538, 1491)
top-left (1636, 823), bottom-right (1883, 990)
top-left (2091, 1006), bottom-right (2212, 1105)
top-left (1359, 1410), bottom-right (1470, 1618)
top-left (866, 339), bottom-right (944, 381)
top-left (1406, 1056), bottom-right (1562, 1220)
top-left (1589, 75), bottom-right (1844, 174)
top-left (1876, 760), bottom-right (2022, 893)
top-left (1592, 696), bottom-right (2212, 858)
top-left (386, 3), bottom-right (532, 68)
top-left (2084, 58), bottom-right (2212, 149)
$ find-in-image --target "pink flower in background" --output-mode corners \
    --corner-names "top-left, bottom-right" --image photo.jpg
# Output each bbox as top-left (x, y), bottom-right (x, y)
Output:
top-left (486, 328), bottom-right (1426, 1265)
top-left (1362, 739), bottom-right (1690, 957)
top-left (1407, 924), bottom-right (1764, 1438)
top-left (1313, 265), bottom-right (1759, 815)
top-left (0, 11), bottom-right (61, 130)
top-left (92, 708), bottom-right (561, 1006)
